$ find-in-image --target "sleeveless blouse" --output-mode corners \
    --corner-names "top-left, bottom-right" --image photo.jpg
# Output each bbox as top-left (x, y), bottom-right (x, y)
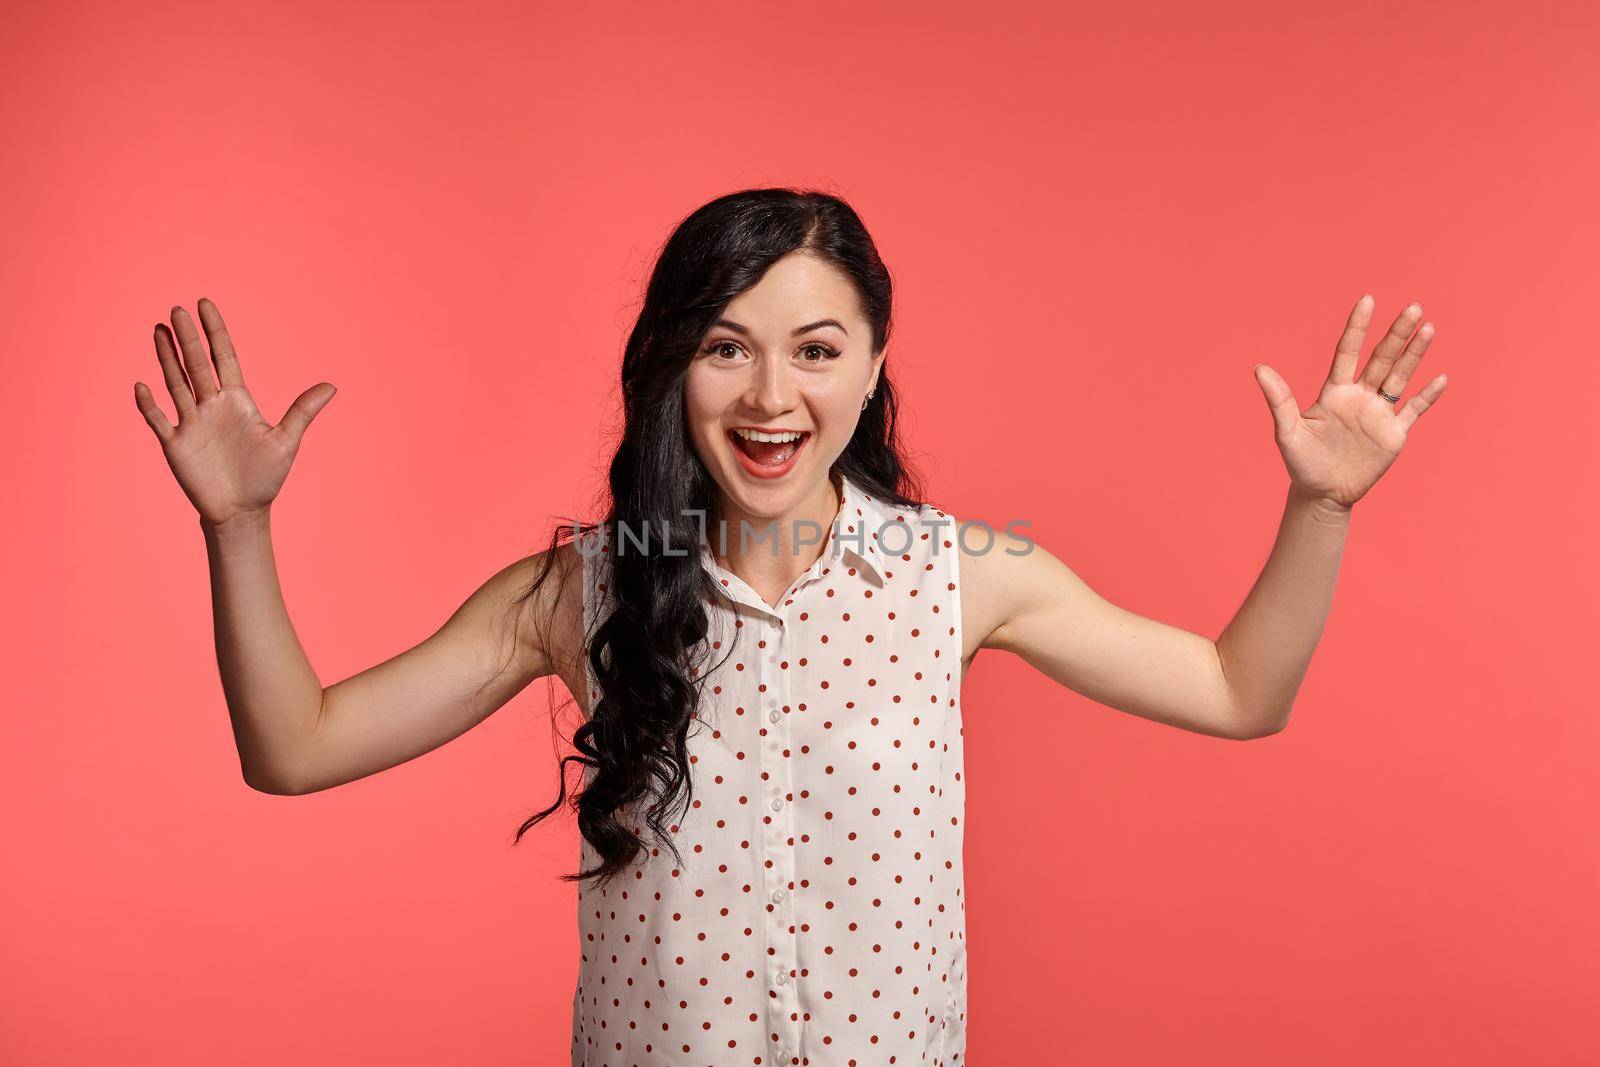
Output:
top-left (572, 472), bottom-right (968, 1066)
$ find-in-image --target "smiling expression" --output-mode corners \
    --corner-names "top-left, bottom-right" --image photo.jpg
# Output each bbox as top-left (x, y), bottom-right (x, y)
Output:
top-left (684, 250), bottom-right (884, 522)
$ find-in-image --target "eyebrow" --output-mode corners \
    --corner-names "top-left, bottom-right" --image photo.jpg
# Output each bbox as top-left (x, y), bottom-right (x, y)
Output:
top-left (712, 318), bottom-right (849, 337)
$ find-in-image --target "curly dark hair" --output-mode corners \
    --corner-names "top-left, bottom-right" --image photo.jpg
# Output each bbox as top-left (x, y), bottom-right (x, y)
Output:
top-left (499, 187), bottom-right (924, 891)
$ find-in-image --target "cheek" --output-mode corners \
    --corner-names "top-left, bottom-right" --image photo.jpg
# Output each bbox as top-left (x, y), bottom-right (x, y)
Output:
top-left (682, 368), bottom-right (725, 430)
top-left (810, 381), bottom-right (864, 427)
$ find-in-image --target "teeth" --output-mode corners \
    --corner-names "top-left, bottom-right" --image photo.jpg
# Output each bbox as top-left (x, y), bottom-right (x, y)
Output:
top-left (733, 429), bottom-right (804, 443)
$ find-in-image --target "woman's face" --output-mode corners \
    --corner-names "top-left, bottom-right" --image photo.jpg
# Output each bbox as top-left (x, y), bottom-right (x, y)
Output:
top-left (684, 250), bottom-right (884, 520)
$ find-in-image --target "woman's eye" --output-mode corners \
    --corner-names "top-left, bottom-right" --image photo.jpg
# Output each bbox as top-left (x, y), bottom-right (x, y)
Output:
top-left (705, 341), bottom-right (839, 362)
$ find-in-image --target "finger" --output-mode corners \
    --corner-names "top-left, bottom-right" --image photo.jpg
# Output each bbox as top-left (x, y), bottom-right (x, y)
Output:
top-left (272, 382), bottom-right (337, 451)
top-left (154, 323), bottom-right (197, 420)
top-left (1253, 363), bottom-right (1300, 440)
top-left (169, 304), bottom-right (218, 402)
top-left (1395, 373), bottom-right (1447, 434)
top-left (1360, 302), bottom-right (1425, 391)
top-left (197, 297), bottom-right (247, 390)
top-left (1328, 294), bottom-right (1374, 386)
top-left (134, 381), bottom-right (177, 444)
top-left (1374, 320), bottom-right (1435, 404)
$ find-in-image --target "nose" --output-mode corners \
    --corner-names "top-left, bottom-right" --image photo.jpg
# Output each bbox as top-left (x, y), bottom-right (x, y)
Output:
top-left (745, 352), bottom-right (797, 415)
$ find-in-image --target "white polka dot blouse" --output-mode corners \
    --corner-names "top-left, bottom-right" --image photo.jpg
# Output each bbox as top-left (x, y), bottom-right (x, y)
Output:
top-left (571, 470), bottom-right (968, 1066)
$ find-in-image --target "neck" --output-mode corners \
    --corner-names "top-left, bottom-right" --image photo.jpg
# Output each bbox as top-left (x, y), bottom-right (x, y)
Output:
top-left (708, 469), bottom-right (844, 593)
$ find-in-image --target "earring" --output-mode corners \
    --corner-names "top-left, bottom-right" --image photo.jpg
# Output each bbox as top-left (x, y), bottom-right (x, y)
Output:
top-left (861, 389), bottom-right (876, 411)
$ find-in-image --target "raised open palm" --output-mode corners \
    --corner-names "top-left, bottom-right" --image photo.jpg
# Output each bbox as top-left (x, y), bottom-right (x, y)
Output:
top-left (134, 298), bottom-right (336, 527)
top-left (1252, 294), bottom-right (1448, 509)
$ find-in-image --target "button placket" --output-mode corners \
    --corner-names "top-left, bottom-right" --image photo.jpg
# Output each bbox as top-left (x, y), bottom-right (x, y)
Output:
top-left (759, 610), bottom-right (800, 1060)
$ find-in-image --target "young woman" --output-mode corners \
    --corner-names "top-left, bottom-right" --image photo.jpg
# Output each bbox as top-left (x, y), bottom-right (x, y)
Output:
top-left (134, 188), bottom-right (1446, 1067)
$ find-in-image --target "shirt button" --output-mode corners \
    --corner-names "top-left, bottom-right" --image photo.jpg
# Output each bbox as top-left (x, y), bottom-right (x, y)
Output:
top-left (771, 887), bottom-right (785, 903)
top-left (768, 709), bottom-right (780, 724)
top-left (775, 969), bottom-right (788, 985)
top-left (771, 796), bottom-right (783, 812)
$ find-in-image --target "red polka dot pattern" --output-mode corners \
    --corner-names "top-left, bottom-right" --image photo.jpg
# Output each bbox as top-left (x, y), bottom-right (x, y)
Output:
top-left (570, 473), bottom-right (967, 1066)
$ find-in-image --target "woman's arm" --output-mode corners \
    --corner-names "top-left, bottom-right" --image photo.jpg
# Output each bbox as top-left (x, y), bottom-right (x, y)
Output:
top-left (960, 530), bottom-right (1252, 740)
top-left (1214, 486), bottom-right (1351, 737)
top-left (137, 299), bottom-right (581, 795)
top-left (203, 508), bottom-right (578, 796)
top-left (200, 507), bottom-right (328, 791)
top-left (285, 545), bottom-right (582, 795)
top-left (957, 294), bottom-right (1446, 741)
top-left (958, 490), bottom-right (1348, 741)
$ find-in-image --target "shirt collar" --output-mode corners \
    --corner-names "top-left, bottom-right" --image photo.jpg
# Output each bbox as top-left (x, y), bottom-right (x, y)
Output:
top-left (832, 470), bottom-right (890, 584)
top-left (697, 470), bottom-right (892, 591)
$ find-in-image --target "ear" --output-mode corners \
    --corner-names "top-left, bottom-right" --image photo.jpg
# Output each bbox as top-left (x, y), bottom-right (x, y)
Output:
top-left (868, 349), bottom-right (886, 393)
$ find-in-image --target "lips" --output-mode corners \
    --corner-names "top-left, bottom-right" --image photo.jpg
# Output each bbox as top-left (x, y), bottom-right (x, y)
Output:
top-left (728, 428), bottom-right (810, 479)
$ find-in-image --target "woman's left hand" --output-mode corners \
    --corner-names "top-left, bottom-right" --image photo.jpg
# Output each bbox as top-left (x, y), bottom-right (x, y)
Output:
top-left (1252, 295), bottom-right (1447, 510)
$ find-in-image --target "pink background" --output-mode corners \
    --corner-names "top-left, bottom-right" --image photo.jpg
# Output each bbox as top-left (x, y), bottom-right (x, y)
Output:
top-left (5, 0), bottom-right (1596, 1063)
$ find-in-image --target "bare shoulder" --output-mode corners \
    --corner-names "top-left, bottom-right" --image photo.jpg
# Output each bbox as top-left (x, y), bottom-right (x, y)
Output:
top-left (457, 536), bottom-right (591, 715)
top-left (952, 517), bottom-right (1093, 664)
top-left (519, 537), bottom-right (592, 715)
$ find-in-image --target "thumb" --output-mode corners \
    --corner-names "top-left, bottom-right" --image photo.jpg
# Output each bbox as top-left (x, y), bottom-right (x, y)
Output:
top-left (275, 382), bottom-right (337, 450)
top-left (1252, 363), bottom-right (1298, 440)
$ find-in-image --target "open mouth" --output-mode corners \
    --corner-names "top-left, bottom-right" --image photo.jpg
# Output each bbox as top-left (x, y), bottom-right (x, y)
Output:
top-left (728, 427), bottom-right (811, 478)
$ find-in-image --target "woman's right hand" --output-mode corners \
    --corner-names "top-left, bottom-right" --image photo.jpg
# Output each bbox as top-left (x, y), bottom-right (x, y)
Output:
top-left (134, 298), bottom-right (337, 529)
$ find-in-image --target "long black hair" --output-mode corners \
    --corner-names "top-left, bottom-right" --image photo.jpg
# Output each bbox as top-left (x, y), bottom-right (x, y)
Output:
top-left (502, 187), bottom-right (924, 891)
